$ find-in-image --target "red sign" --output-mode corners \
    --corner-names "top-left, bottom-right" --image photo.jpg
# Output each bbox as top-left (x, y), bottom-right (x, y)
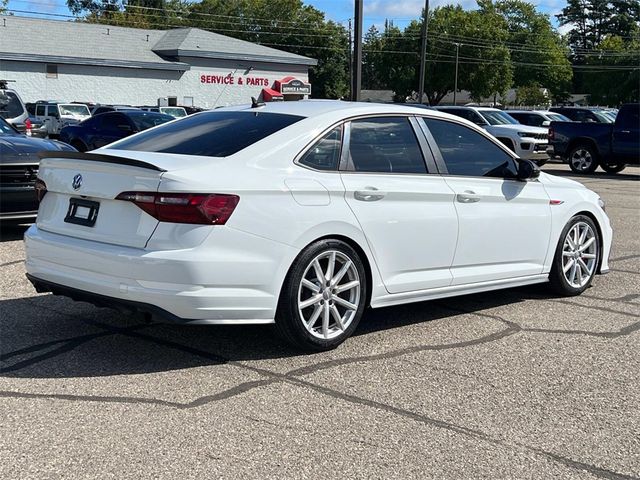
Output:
top-left (200, 75), bottom-right (270, 86)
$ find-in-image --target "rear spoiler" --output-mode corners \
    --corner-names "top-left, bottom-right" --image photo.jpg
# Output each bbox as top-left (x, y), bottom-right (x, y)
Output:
top-left (38, 151), bottom-right (167, 172)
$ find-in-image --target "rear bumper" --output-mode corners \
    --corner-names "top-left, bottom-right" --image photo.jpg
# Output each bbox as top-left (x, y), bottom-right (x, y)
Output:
top-left (24, 224), bottom-right (299, 324)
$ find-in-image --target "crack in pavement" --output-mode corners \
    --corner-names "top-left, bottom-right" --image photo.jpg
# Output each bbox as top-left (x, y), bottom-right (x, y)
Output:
top-left (0, 259), bottom-right (25, 268)
top-left (1, 299), bottom-right (639, 479)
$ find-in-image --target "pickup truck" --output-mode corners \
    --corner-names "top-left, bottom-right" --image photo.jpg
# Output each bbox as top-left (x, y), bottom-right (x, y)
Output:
top-left (549, 103), bottom-right (639, 174)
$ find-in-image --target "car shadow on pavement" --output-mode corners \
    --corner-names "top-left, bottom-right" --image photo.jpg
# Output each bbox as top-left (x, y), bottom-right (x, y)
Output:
top-left (0, 224), bottom-right (29, 242)
top-left (0, 284), bottom-right (554, 379)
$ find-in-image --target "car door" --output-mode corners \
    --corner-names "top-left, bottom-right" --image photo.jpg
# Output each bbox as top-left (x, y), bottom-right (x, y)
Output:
top-left (93, 113), bottom-right (131, 148)
top-left (340, 115), bottom-right (458, 293)
top-left (420, 116), bottom-right (552, 285)
top-left (612, 104), bottom-right (639, 163)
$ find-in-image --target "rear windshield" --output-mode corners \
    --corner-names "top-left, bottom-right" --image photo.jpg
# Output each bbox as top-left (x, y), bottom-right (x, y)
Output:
top-left (0, 91), bottom-right (25, 120)
top-left (111, 111), bottom-right (304, 157)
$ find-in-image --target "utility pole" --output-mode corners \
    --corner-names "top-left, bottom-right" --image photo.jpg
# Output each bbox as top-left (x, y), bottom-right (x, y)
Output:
top-left (453, 42), bottom-right (462, 106)
top-left (352, 0), bottom-right (363, 101)
top-left (348, 18), bottom-right (353, 101)
top-left (417, 0), bottom-right (430, 104)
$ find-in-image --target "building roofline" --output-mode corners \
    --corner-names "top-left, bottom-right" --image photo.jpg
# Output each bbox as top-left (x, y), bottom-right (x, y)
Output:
top-left (155, 49), bottom-right (318, 66)
top-left (0, 52), bottom-right (191, 71)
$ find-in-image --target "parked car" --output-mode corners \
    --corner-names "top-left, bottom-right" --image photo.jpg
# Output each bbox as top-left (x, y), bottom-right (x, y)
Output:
top-left (59, 110), bottom-right (174, 151)
top-left (0, 117), bottom-right (75, 222)
top-left (91, 105), bottom-right (140, 116)
top-left (0, 80), bottom-right (28, 126)
top-left (139, 106), bottom-right (188, 118)
top-left (549, 107), bottom-right (613, 123)
top-left (12, 116), bottom-right (48, 138)
top-left (25, 101), bottom-right (611, 351)
top-left (507, 110), bottom-right (571, 127)
top-left (33, 102), bottom-right (92, 137)
top-left (434, 106), bottom-right (550, 165)
top-left (549, 103), bottom-right (640, 174)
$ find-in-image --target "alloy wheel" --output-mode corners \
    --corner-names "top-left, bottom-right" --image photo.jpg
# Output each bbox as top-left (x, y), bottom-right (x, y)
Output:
top-left (297, 250), bottom-right (361, 340)
top-left (562, 221), bottom-right (597, 288)
top-left (570, 148), bottom-right (594, 172)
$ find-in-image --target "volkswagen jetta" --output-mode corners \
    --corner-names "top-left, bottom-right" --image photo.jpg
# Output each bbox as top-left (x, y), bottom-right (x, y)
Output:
top-left (25, 101), bottom-right (612, 351)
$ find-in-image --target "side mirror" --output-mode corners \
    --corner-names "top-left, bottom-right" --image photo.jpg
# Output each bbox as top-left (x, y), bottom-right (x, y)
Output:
top-left (542, 120), bottom-right (550, 127)
top-left (517, 159), bottom-right (540, 181)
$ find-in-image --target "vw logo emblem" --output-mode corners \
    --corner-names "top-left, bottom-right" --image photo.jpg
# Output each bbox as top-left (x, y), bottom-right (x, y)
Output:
top-left (72, 174), bottom-right (83, 190)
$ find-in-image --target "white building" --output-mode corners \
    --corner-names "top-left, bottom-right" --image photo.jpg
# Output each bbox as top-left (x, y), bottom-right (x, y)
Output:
top-left (0, 16), bottom-right (316, 108)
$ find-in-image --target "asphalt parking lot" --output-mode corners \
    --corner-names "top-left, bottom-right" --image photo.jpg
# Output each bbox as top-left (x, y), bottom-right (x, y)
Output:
top-left (1, 163), bottom-right (638, 479)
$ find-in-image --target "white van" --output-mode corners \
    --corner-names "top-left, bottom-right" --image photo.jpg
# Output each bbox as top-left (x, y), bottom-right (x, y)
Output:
top-left (34, 103), bottom-right (91, 137)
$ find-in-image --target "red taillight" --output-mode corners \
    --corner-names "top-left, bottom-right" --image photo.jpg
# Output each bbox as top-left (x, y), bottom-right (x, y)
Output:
top-left (548, 127), bottom-right (554, 141)
top-left (115, 192), bottom-right (239, 225)
top-left (34, 178), bottom-right (47, 203)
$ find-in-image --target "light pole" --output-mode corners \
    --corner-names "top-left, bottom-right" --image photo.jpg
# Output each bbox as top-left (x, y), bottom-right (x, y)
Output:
top-left (453, 42), bottom-right (462, 106)
top-left (418, 0), bottom-right (430, 104)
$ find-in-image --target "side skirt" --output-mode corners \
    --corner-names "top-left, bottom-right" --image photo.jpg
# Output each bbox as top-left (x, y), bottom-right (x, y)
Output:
top-left (371, 274), bottom-right (549, 309)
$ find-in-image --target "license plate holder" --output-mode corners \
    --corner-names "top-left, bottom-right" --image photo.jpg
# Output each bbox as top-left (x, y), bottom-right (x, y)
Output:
top-left (64, 198), bottom-right (100, 227)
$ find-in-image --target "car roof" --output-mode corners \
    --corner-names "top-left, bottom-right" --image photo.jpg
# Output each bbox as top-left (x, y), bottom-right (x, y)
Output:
top-left (215, 99), bottom-right (455, 119)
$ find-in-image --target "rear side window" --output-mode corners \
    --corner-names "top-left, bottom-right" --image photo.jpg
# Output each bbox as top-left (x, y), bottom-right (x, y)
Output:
top-left (298, 126), bottom-right (342, 171)
top-left (347, 117), bottom-right (427, 174)
top-left (424, 118), bottom-right (517, 178)
top-left (0, 91), bottom-right (25, 119)
top-left (111, 111), bottom-right (304, 157)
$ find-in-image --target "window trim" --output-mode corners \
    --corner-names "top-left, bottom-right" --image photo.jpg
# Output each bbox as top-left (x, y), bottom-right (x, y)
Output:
top-left (418, 115), bottom-right (525, 181)
top-left (338, 114), bottom-right (437, 176)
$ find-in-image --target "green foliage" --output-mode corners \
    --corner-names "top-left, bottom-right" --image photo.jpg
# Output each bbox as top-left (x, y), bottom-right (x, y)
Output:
top-left (514, 83), bottom-right (549, 105)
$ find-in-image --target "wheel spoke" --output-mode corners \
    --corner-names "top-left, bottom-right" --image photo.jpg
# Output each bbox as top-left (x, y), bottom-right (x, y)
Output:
top-left (570, 262), bottom-right (578, 284)
top-left (578, 258), bottom-right (591, 275)
top-left (579, 236), bottom-right (595, 252)
top-left (301, 278), bottom-right (320, 293)
top-left (325, 251), bottom-right (336, 283)
top-left (581, 253), bottom-right (596, 259)
top-left (330, 260), bottom-right (352, 287)
top-left (312, 260), bottom-right (326, 287)
top-left (332, 295), bottom-right (357, 311)
top-left (322, 304), bottom-right (330, 339)
top-left (335, 280), bottom-right (360, 294)
top-left (566, 236), bottom-right (576, 251)
top-left (305, 304), bottom-right (322, 330)
top-left (562, 250), bottom-right (574, 257)
top-left (330, 305), bottom-right (344, 331)
top-left (563, 258), bottom-right (575, 273)
top-left (300, 294), bottom-right (322, 309)
top-left (573, 225), bottom-right (579, 246)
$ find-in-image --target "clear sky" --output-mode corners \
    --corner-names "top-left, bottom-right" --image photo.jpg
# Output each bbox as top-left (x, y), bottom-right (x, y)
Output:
top-left (6, 0), bottom-right (566, 30)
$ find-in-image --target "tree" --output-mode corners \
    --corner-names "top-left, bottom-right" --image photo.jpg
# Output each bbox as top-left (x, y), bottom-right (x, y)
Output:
top-left (488, 0), bottom-right (572, 102)
top-left (362, 26), bottom-right (385, 90)
top-left (515, 83), bottom-right (549, 105)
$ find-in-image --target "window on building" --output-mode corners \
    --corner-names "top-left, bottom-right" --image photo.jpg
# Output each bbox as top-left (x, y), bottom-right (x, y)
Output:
top-left (46, 64), bottom-right (58, 79)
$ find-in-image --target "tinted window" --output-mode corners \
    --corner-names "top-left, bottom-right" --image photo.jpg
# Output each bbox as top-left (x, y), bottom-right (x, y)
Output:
top-left (0, 118), bottom-right (18, 135)
top-left (424, 118), bottom-right (517, 178)
top-left (101, 113), bottom-right (127, 130)
top-left (36, 105), bottom-right (46, 116)
top-left (618, 104), bottom-right (640, 129)
top-left (0, 91), bottom-right (25, 119)
top-left (299, 126), bottom-right (342, 171)
top-left (479, 110), bottom-right (519, 125)
top-left (48, 105), bottom-right (59, 118)
top-left (128, 112), bottom-right (173, 131)
top-left (348, 117), bottom-right (427, 174)
top-left (111, 111), bottom-right (304, 157)
top-left (441, 108), bottom-right (487, 125)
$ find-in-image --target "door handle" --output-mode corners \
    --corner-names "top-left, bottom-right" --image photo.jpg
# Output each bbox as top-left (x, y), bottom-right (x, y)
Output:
top-left (354, 188), bottom-right (386, 202)
top-left (620, 130), bottom-right (630, 134)
top-left (456, 190), bottom-right (481, 203)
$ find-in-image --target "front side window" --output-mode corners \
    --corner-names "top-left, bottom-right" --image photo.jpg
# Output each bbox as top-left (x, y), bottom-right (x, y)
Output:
top-left (111, 111), bottom-right (304, 157)
top-left (298, 126), bottom-right (342, 171)
top-left (101, 113), bottom-right (127, 130)
top-left (479, 110), bottom-right (519, 125)
top-left (129, 113), bottom-right (173, 131)
top-left (423, 118), bottom-right (517, 178)
top-left (347, 117), bottom-right (427, 174)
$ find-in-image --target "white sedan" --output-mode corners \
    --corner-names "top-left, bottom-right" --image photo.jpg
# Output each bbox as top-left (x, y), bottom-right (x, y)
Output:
top-left (25, 101), bottom-right (612, 351)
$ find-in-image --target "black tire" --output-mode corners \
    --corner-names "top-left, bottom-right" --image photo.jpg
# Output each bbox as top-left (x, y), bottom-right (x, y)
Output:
top-left (275, 239), bottom-right (367, 352)
top-left (535, 158), bottom-right (548, 167)
top-left (70, 140), bottom-right (88, 152)
top-left (600, 163), bottom-right (626, 174)
top-left (568, 144), bottom-right (599, 173)
top-left (549, 215), bottom-right (600, 296)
